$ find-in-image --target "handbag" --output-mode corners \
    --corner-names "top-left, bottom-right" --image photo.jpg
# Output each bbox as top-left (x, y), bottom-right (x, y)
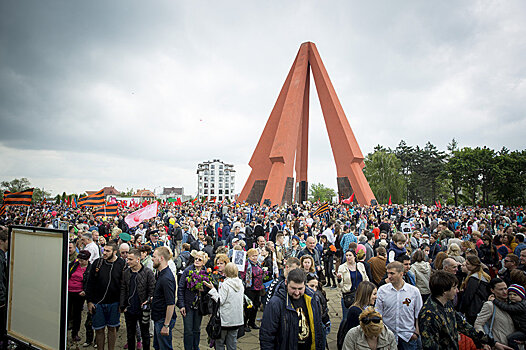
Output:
top-left (342, 290), bottom-right (356, 309)
top-left (342, 266), bottom-right (358, 309)
top-left (482, 303), bottom-right (496, 338)
top-left (206, 298), bottom-right (221, 340)
top-left (198, 291), bottom-right (212, 316)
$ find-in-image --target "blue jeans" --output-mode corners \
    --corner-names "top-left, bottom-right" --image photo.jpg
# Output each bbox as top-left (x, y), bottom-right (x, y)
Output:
top-left (183, 309), bottom-right (202, 350)
top-left (153, 318), bottom-right (176, 350)
top-left (397, 337), bottom-right (418, 350)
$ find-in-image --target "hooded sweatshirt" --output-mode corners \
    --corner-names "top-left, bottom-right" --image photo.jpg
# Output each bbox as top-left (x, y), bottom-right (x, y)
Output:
top-left (409, 261), bottom-right (431, 295)
top-left (208, 277), bottom-right (244, 327)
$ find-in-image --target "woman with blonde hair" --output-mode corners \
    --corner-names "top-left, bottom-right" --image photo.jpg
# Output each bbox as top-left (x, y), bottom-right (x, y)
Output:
top-left (177, 250), bottom-right (209, 350)
top-left (342, 307), bottom-right (397, 350)
top-left (300, 255), bottom-right (316, 273)
top-left (459, 255), bottom-right (491, 325)
top-left (204, 263), bottom-right (244, 350)
top-left (447, 243), bottom-right (465, 264)
top-left (239, 248), bottom-right (264, 332)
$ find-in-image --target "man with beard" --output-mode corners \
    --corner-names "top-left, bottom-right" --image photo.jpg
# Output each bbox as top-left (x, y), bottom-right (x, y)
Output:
top-left (260, 268), bottom-right (326, 350)
top-left (86, 242), bottom-right (125, 350)
top-left (151, 246), bottom-right (177, 350)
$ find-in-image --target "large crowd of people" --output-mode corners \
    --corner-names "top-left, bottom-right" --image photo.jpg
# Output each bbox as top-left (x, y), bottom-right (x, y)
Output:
top-left (0, 201), bottom-right (525, 350)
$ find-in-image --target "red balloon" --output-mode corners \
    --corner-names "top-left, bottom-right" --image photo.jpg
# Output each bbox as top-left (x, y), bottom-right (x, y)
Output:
top-left (134, 216), bottom-right (140, 222)
top-left (51, 211), bottom-right (57, 216)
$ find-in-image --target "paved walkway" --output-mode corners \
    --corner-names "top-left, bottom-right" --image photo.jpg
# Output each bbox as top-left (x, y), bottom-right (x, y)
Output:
top-left (68, 287), bottom-right (343, 349)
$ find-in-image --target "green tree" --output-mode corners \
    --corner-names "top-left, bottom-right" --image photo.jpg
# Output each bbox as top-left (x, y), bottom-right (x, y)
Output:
top-left (0, 177), bottom-right (50, 203)
top-left (122, 188), bottom-right (135, 197)
top-left (308, 183), bottom-right (336, 202)
top-left (363, 149), bottom-right (405, 204)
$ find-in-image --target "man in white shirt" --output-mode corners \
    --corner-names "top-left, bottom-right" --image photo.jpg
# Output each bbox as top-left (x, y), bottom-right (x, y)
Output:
top-left (376, 261), bottom-right (422, 350)
top-left (322, 222), bottom-right (335, 244)
top-left (82, 231), bottom-right (100, 264)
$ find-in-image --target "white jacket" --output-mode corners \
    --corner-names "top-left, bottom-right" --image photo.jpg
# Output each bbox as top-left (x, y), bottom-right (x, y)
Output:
top-left (208, 277), bottom-right (245, 327)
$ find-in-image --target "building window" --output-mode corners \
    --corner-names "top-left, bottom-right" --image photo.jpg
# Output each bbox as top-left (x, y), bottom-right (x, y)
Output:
top-left (231, 176), bottom-right (234, 181)
top-left (225, 183), bottom-right (229, 188)
top-left (211, 171), bottom-right (215, 176)
top-left (219, 177), bottom-right (223, 182)
top-left (204, 183), bottom-right (208, 188)
top-left (211, 165), bottom-right (215, 169)
top-left (204, 189), bottom-right (208, 194)
top-left (211, 183), bottom-right (214, 188)
top-left (219, 190), bottom-right (223, 194)
top-left (219, 183), bottom-right (222, 189)
top-left (204, 177), bottom-right (208, 181)
top-left (219, 165), bottom-right (223, 169)
top-left (225, 190), bottom-right (229, 194)
top-left (219, 196), bottom-right (222, 200)
top-left (205, 171), bottom-right (209, 175)
top-left (211, 189), bottom-right (215, 194)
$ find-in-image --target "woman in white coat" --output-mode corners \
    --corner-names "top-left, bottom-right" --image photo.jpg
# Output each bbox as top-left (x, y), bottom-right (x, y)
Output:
top-left (204, 262), bottom-right (244, 350)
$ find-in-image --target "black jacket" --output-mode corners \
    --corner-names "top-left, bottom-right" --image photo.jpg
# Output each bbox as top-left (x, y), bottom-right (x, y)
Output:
top-left (86, 257), bottom-right (125, 304)
top-left (259, 282), bottom-right (326, 350)
top-left (459, 275), bottom-right (489, 321)
top-left (68, 260), bottom-right (92, 292)
top-left (120, 264), bottom-right (155, 310)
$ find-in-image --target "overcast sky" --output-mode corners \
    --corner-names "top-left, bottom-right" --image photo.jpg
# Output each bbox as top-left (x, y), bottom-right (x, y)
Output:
top-left (1, 1), bottom-right (525, 197)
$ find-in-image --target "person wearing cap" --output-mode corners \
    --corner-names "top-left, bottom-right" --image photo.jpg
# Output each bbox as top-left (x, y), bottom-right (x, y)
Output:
top-left (68, 250), bottom-right (92, 343)
top-left (145, 231), bottom-right (165, 254)
top-left (492, 284), bottom-right (526, 350)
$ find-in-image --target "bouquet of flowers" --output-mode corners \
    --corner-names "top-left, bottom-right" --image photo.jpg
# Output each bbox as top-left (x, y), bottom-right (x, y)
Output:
top-left (186, 268), bottom-right (213, 292)
top-left (262, 267), bottom-right (272, 283)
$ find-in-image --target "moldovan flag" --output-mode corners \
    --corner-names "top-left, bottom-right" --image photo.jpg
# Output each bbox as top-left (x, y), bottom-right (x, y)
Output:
top-left (125, 202), bottom-right (158, 228)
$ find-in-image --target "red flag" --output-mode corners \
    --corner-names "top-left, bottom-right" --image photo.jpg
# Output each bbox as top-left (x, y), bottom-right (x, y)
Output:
top-left (350, 193), bottom-right (355, 203)
top-left (142, 200), bottom-right (148, 208)
top-left (388, 195), bottom-right (392, 205)
top-left (438, 200), bottom-right (442, 209)
top-left (435, 200), bottom-right (438, 207)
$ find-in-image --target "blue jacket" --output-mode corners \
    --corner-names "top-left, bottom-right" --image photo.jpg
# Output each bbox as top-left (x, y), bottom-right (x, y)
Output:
top-left (259, 282), bottom-right (326, 350)
top-left (176, 264), bottom-right (208, 309)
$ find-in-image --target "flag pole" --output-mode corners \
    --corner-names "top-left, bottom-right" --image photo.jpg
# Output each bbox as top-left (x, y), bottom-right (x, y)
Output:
top-left (24, 205), bottom-right (30, 225)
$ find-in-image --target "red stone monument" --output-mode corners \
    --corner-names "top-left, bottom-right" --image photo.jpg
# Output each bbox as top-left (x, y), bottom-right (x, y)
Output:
top-left (238, 42), bottom-right (376, 206)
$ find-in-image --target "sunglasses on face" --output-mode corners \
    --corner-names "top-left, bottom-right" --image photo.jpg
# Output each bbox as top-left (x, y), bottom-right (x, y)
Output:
top-left (195, 258), bottom-right (203, 262)
top-left (361, 316), bottom-right (381, 325)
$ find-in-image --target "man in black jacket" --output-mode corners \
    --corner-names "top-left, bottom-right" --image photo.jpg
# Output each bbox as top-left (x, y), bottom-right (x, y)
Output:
top-left (86, 242), bottom-right (125, 350)
top-left (120, 249), bottom-right (155, 350)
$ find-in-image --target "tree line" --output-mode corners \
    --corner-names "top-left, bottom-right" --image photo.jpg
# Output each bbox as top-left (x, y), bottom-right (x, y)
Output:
top-left (363, 139), bottom-right (526, 206)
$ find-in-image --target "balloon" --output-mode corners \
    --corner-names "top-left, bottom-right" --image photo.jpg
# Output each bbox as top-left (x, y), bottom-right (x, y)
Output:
top-left (134, 216), bottom-right (140, 222)
top-left (169, 218), bottom-right (175, 225)
top-left (102, 217), bottom-right (106, 222)
top-left (51, 211), bottom-right (57, 217)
